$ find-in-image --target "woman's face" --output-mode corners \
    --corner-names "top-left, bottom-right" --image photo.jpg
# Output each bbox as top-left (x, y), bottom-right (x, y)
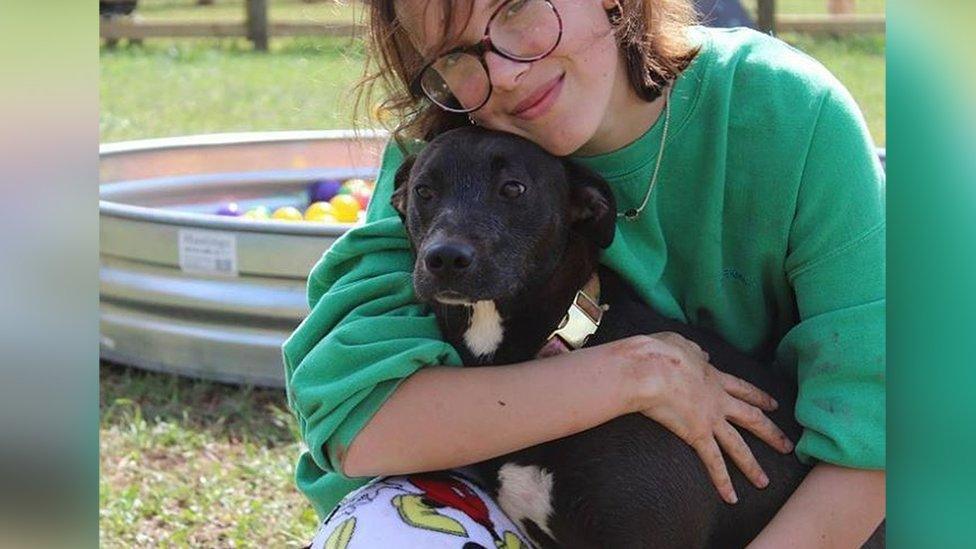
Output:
top-left (397, 0), bottom-right (630, 156)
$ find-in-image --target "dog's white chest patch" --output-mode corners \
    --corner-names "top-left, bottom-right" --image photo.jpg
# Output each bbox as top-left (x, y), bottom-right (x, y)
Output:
top-left (496, 463), bottom-right (556, 540)
top-left (463, 300), bottom-right (504, 358)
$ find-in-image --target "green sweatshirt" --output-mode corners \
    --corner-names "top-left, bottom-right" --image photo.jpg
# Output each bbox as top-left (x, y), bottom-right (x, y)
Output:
top-left (282, 26), bottom-right (886, 519)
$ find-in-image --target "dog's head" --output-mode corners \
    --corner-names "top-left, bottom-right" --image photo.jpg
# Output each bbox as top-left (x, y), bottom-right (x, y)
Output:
top-left (392, 126), bottom-right (616, 306)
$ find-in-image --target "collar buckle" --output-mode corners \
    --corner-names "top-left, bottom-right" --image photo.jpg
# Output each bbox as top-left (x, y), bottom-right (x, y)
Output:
top-left (545, 275), bottom-right (604, 351)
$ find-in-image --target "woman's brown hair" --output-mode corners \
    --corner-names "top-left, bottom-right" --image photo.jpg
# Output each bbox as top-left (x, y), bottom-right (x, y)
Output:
top-left (354, 0), bottom-right (700, 147)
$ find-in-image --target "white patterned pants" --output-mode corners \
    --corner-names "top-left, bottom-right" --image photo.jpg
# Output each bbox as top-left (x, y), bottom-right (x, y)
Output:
top-left (307, 471), bottom-right (534, 549)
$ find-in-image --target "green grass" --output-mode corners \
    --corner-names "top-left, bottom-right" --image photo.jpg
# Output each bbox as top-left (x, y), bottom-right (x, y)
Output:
top-left (99, 362), bottom-right (319, 546)
top-left (100, 33), bottom-right (885, 145)
top-left (100, 36), bottom-right (368, 141)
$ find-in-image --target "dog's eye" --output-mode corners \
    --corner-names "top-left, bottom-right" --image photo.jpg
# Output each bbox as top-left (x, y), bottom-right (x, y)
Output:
top-left (414, 185), bottom-right (435, 200)
top-left (500, 181), bottom-right (525, 199)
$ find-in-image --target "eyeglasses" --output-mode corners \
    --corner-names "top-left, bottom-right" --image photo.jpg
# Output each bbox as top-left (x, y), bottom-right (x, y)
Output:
top-left (410, 0), bottom-right (563, 113)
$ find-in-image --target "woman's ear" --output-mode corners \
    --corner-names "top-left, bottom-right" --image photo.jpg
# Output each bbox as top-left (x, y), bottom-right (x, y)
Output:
top-left (563, 160), bottom-right (617, 249)
top-left (390, 154), bottom-right (417, 220)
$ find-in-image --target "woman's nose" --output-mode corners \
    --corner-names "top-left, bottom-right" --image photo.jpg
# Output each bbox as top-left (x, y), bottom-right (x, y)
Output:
top-left (484, 51), bottom-right (530, 93)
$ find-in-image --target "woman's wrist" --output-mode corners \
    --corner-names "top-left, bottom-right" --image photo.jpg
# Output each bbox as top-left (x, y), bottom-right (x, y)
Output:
top-left (605, 336), bottom-right (669, 414)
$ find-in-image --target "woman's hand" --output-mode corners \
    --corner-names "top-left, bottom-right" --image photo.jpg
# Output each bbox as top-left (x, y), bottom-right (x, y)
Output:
top-left (612, 333), bottom-right (795, 504)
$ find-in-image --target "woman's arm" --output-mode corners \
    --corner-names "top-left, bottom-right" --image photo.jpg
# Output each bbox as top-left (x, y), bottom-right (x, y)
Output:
top-left (344, 333), bottom-right (792, 505)
top-left (747, 463), bottom-right (885, 548)
top-left (342, 343), bottom-right (635, 477)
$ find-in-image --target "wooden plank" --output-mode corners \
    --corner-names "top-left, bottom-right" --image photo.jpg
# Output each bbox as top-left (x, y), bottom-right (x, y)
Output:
top-left (757, 0), bottom-right (776, 34)
top-left (100, 19), bottom-right (367, 40)
top-left (246, 0), bottom-right (269, 51)
top-left (268, 22), bottom-right (362, 37)
top-left (100, 19), bottom-right (247, 39)
top-left (777, 14), bottom-right (885, 34)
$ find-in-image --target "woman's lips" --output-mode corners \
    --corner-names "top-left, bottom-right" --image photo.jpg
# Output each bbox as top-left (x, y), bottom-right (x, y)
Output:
top-left (512, 73), bottom-right (565, 121)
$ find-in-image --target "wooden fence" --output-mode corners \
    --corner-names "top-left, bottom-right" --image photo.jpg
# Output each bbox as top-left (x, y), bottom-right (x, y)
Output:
top-left (100, 0), bottom-right (885, 50)
top-left (100, 0), bottom-right (359, 50)
top-left (756, 0), bottom-right (884, 34)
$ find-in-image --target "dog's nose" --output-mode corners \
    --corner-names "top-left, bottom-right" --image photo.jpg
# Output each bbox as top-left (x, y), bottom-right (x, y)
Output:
top-left (424, 242), bottom-right (475, 276)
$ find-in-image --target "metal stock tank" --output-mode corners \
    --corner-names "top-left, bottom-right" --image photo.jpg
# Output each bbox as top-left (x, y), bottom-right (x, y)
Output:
top-left (100, 130), bottom-right (387, 387)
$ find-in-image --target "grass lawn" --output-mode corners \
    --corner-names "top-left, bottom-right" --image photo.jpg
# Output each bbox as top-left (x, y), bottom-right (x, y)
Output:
top-left (100, 7), bottom-right (885, 546)
top-left (100, 33), bottom-right (885, 145)
top-left (99, 362), bottom-right (317, 546)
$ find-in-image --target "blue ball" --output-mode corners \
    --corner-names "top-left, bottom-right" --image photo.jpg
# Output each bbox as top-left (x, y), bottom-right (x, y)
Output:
top-left (216, 202), bottom-right (242, 216)
top-left (309, 179), bottom-right (343, 204)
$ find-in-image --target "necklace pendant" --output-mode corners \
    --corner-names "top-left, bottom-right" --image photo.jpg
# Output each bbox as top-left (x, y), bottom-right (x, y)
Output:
top-left (623, 208), bottom-right (639, 221)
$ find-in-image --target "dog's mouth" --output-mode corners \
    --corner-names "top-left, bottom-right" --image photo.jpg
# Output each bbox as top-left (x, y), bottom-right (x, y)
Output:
top-left (433, 290), bottom-right (476, 306)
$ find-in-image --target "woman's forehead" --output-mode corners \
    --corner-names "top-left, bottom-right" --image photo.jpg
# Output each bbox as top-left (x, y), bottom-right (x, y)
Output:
top-left (395, 0), bottom-right (503, 57)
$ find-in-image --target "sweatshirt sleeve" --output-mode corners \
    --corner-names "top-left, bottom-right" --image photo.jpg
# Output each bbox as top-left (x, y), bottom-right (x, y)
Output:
top-left (281, 140), bottom-right (463, 481)
top-left (776, 83), bottom-right (886, 469)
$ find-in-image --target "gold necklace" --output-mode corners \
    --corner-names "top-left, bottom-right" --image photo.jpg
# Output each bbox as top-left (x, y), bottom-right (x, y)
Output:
top-left (619, 86), bottom-right (672, 221)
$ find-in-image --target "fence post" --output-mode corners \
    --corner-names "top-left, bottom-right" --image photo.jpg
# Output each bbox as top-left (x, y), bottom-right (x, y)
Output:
top-left (246, 0), bottom-right (269, 51)
top-left (828, 0), bottom-right (855, 14)
top-left (757, 0), bottom-right (776, 34)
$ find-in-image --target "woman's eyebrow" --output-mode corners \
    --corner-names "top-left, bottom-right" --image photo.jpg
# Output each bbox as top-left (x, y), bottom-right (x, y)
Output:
top-left (421, 0), bottom-right (508, 60)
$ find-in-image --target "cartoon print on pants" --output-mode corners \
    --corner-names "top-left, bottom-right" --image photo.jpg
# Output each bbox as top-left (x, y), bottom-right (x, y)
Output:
top-left (391, 473), bottom-right (528, 548)
top-left (323, 517), bottom-right (356, 549)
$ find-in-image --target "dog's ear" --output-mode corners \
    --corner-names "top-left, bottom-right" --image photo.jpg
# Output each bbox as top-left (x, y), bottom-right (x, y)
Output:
top-left (563, 160), bottom-right (617, 249)
top-left (390, 154), bottom-right (417, 220)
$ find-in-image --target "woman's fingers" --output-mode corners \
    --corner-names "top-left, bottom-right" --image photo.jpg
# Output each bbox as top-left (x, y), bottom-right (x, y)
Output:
top-left (727, 401), bottom-right (794, 454)
top-left (716, 422), bottom-right (769, 490)
top-left (690, 435), bottom-right (738, 504)
top-left (719, 371), bottom-right (777, 411)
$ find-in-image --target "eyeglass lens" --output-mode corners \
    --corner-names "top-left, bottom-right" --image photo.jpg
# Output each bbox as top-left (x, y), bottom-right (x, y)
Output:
top-left (419, 0), bottom-right (560, 112)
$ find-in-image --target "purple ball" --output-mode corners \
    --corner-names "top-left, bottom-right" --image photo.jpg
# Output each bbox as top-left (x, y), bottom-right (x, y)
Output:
top-left (309, 179), bottom-right (343, 204)
top-left (216, 202), bottom-right (242, 216)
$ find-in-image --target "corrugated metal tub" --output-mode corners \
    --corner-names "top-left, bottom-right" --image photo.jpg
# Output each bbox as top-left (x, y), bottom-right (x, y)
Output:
top-left (100, 131), bottom-right (387, 387)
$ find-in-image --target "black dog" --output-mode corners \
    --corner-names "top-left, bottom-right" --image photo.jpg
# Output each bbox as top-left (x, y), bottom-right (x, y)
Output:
top-left (391, 126), bottom-right (882, 548)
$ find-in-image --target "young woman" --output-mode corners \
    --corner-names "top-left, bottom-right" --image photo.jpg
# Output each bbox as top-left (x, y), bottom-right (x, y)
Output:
top-left (284, 1), bottom-right (885, 546)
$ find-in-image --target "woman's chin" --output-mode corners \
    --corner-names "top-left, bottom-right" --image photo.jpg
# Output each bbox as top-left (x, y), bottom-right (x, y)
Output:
top-left (534, 133), bottom-right (590, 157)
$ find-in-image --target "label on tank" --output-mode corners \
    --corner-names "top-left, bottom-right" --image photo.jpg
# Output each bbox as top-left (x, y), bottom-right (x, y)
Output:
top-left (178, 229), bottom-right (239, 277)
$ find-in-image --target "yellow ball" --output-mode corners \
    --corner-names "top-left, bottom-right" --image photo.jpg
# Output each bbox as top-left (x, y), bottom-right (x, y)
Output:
top-left (272, 206), bottom-right (304, 222)
top-left (243, 206), bottom-right (270, 220)
top-left (330, 195), bottom-right (361, 222)
top-left (305, 201), bottom-right (334, 221)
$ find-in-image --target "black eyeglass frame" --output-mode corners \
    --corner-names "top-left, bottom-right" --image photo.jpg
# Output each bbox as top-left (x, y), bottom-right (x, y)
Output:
top-left (408, 0), bottom-right (564, 113)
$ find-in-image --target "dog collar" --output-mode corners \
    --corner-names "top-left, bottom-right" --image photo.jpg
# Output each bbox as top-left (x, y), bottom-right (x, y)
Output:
top-left (537, 273), bottom-right (606, 358)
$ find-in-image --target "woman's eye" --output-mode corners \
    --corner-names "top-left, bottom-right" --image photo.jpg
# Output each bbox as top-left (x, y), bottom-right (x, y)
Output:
top-left (415, 185), bottom-right (435, 200)
top-left (500, 181), bottom-right (526, 199)
top-left (443, 53), bottom-right (462, 68)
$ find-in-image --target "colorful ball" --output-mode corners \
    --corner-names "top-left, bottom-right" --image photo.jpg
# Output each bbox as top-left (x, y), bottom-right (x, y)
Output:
top-left (305, 201), bottom-right (335, 222)
top-left (272, 206), bottom-right (304, 222)
top-left (343, 178), bottom-right (369, 192)
top-left (351, 187), bottom-right (372, 210)
top-left (308, 179), bottom-right (343, 203)
top-left (242, 206), bottom-right (270, 220)
top-left (216, 202), bottom-right (242, 216)
top-left (330, 194), bottom-right (361, 223)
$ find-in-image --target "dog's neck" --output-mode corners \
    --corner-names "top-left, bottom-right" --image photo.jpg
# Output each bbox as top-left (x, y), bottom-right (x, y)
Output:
top-left (434, 237), bottom-right (600, 366)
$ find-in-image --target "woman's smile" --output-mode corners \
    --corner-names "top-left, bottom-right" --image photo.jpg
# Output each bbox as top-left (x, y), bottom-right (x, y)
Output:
top-left (511, 72), bottom-right (565, 121)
